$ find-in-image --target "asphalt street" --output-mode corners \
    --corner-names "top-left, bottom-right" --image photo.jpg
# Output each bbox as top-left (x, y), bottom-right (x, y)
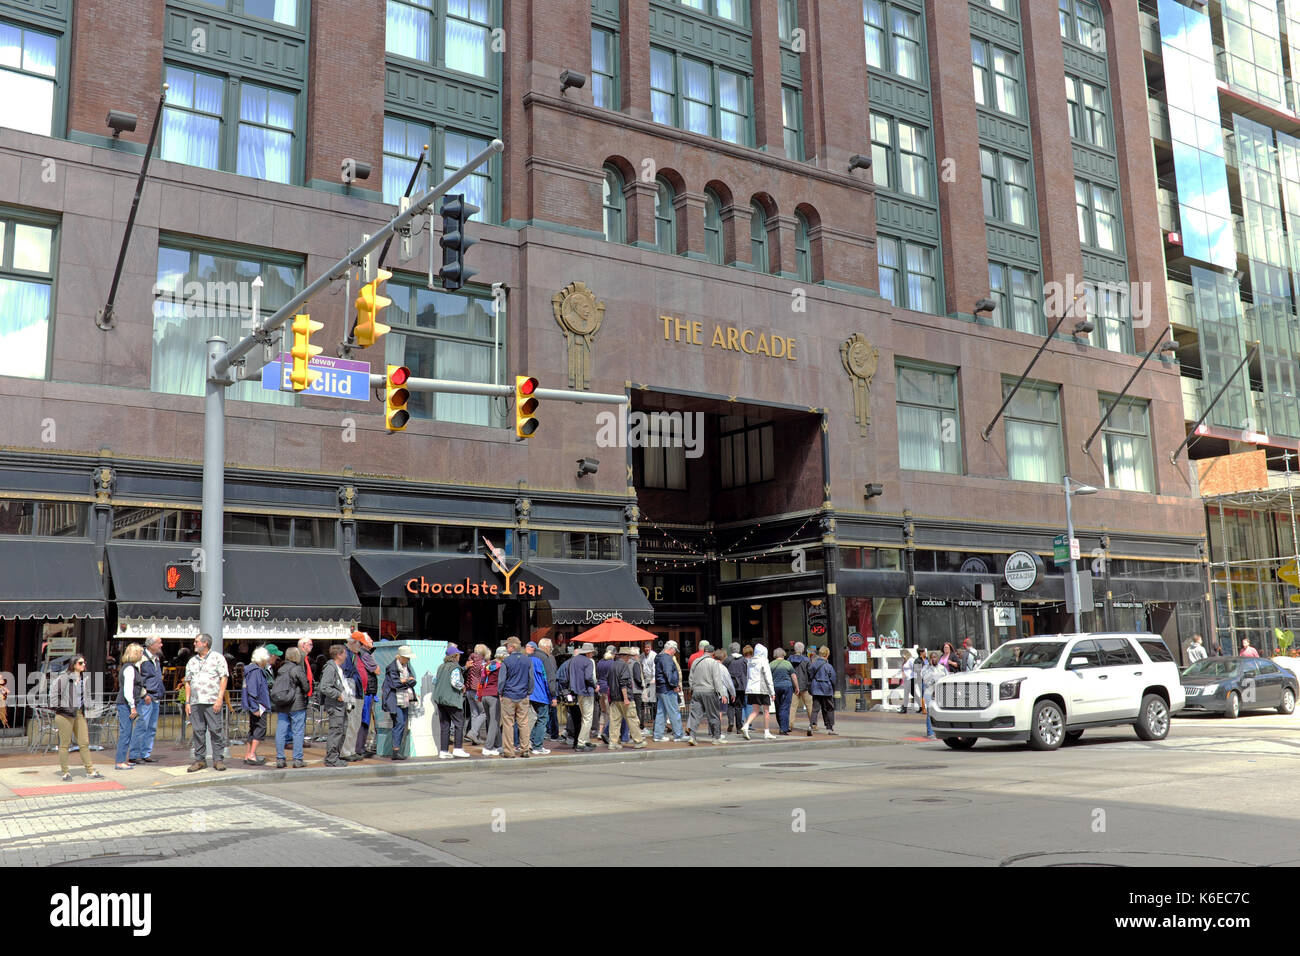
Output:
top-left (2, 712), bottom-right (1298, 866)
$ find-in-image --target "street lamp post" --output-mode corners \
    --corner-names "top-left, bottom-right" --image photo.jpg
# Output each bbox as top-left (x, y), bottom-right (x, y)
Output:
top-left (1063, 476), bottom-right (1099, 633)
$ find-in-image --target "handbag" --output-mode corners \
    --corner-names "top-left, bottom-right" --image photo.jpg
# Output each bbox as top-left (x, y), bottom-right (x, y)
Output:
top-left (395, 688), bottom-right (413, 708)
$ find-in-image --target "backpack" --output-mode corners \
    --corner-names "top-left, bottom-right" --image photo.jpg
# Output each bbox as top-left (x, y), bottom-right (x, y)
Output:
top-left (270, 666), bottom-right (297, 709)
top-left (792, 656), bottom-right (812, 692)
top-left (556, 658), bottom-right (572, 693)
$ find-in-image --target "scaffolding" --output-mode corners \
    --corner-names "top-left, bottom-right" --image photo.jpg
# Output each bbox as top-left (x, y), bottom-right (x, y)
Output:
top-left (1203, 451), bottom-right (1300, 656)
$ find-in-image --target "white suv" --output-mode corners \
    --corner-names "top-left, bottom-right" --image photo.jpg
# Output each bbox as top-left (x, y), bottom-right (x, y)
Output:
top-left (928, 633), bottom-right (1186, 751)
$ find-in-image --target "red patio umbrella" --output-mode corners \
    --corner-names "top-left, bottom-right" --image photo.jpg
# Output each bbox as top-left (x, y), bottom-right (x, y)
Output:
top-left (574, 617), bottom-right (657, 645)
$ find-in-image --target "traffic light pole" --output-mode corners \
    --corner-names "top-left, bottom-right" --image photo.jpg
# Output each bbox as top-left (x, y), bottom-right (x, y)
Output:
top-left (365, 374), bottom-right (629, 405)
top-left (200, 139), bottom-right (503, 653)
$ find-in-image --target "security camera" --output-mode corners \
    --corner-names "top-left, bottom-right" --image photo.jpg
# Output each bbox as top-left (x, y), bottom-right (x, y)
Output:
top-left (106, 110), bottom-right (138, 138)
top-left (341, 159), bottom-right (372, 184)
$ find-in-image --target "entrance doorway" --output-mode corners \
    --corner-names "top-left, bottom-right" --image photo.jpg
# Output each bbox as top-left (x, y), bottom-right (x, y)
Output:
top-left (651, 626), bottom-right (701, 657)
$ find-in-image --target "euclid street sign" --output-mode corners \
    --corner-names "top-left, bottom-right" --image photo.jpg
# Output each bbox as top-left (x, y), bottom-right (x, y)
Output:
top-left (261, 353), bottom-right (371, 400)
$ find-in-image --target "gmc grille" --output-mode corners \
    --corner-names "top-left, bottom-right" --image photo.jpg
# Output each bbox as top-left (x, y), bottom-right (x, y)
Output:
top-left (938, 682), bottom-right (993, 710)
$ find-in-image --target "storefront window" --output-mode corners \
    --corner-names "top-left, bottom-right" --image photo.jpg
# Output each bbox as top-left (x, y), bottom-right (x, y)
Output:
top-left (356, 521), bottom-right (396, 550)
top-left (533, 531), bottom-right (563, 558)
top-left (916, 600), bottom-right (953, 648)
top-left (0, 499), bottom-right (88, 537)
top-left (111, 506), bottom-right (201, 542)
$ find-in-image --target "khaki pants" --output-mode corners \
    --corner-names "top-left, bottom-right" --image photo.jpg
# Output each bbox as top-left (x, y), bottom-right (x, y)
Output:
top-left (792, 691), bottom-right (814, 726)
top-left (55, 713), bottom-right (94, 774)
top-left (342, 700), bottom-right (362, 758)
top-left (499, 697), bottom-right (533, 758)
top-left (577, 695), bottom-right (595, 745)
top-left (607, 700), bottom-right (644, 747)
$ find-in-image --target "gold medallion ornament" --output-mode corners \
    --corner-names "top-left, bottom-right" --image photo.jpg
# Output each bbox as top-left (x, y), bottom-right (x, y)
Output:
top-left (552, 281), bottom-right (607, 390)
top-left (840, 333), bottom-right (880, 436)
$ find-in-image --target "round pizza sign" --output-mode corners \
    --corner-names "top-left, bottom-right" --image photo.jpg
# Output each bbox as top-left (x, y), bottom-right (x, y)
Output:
top-left (1004, 550), bottom-right (1039, 592)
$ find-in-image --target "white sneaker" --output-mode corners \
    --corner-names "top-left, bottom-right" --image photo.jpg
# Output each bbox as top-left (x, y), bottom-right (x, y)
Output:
top-left (452, 748), bottom-right (471, 758)
top-left (742, 726), bottom-right (751, 740)
top-left (438, 751), bottom-right (454, 760)
top-left (718, 734), bottom-right (727, 742)
top-left (482, 748), bottom-right (499, 756)
top-left (764, 730), bottom-right (776, 740)
top-left (530, 748), bottom-right (550, 756)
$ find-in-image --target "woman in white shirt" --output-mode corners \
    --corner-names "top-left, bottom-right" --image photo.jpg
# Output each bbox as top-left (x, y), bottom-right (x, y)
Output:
top-left (741, 643), bottom-right (776, 740)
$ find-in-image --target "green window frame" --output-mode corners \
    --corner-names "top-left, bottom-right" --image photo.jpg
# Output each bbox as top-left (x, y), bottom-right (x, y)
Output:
top-left (193, 0), bottom-right (302, 28)
top-left (1075, 178), bottom-right (1118, 252)
top-left (980, 147), bottom-right (1031, 227)
top-left (386, 0), bottom-right (495, 80)
top-left (381, 116), bottom-right (494, 219)
top-left (750, 201), bottom-right (769, 273)
top-left (649, 46), bottom-right (753, 146)
top-left (896, 360), bottom-right (962, 474)
top-left (0, 18), bottom-right (60, 137)
top-left (603, 164), bottom-right (627, 243)
top-left (0, 210), bottom-right (57, 381)
top-left (795, 211), bottom-right (811, 282)
top-left (1099, 395), bottom-right (1153, 492)
top-left (1086, 280), bottom-right (1133, 354)
top-left (972, 38), bottom-right (1021, 117)
top-left (673, 0), bottom-right (745, 26)
top-left (1002, 379), bottom-right (1063, 484)
top-left (383, 277), bottom-right (506, 428)
top-left (655, 178), bottom-right (677, 254)
top-left (160, 64), bottom-right (300, 185)
top-left (870, 111), bottom-right (931, 200)
top-left (778, 0), bottom-right (796, 42)
top-left (592, 26), bottom-right (619, 109)
top-left (1065, 75), bottom-right (1110, 149)
top-left (863, 1), bottom-right (923, 82)
top-left (704, 188), bottom-right (724, 264)
top-left (382, 115), bottom-right (429, 204)
top-left (719, 415), bottom-right (774, 489)
top-left (988, 261), bottom-right (1042, 335)
top-left (878, 235), bottom-right (937, 314)
top-left (1059, 0), bottom-right (1102, 49)
top-left (152, 240), bottom-right (303, 405)
top-left (782, 86), bottom-right (803, 159)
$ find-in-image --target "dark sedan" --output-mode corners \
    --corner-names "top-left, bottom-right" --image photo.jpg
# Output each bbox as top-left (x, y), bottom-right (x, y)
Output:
top-left (1180, 657), bottom-right (1298, 718)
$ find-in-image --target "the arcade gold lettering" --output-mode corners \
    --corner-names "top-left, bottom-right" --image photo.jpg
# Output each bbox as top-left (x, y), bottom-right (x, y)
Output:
top-left (664, 315), bottom-right (796, 361)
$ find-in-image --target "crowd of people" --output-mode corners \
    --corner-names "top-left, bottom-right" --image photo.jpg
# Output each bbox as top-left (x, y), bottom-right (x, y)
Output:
top-left (893, 638), bottom-right (982, 741)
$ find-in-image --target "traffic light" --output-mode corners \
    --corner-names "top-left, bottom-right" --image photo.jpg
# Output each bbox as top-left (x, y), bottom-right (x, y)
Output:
top-left (289, 313), bottom-right (323, 391)
top-left (354, 267), bottom-right (392, 347)
top-left (386, 364), bottom-right (411, 432)
top-left (515, 375), bottom-right (539, 439)
top-left (439, 193), bottom-right (480, 291)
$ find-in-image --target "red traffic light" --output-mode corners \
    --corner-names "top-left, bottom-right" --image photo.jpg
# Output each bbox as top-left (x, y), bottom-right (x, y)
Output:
top-left (389, 365), bottom-right (410, 386)
top-left (164, 561), bottom-right (195, 592)
top-left (518, 376), bottom-right (537, 395)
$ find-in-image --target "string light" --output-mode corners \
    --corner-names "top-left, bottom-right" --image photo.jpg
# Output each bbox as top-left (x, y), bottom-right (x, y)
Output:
top-left (638, 514), bottom-right (817, 573)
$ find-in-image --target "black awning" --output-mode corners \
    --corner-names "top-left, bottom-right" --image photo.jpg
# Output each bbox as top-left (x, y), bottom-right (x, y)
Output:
top-left (352, 553), bottom-right (551, 599)
top-left (0, 540), bottom-right (105, 620)
top-left (109, 545), bottom-right (361, 620)
top-left (837, 569), bottom-right (909, 598)
top-left (529, 560), bottom-right (654, 626)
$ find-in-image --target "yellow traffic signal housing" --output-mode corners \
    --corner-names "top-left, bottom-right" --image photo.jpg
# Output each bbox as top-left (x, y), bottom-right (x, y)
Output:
top-left (515, 375), bottom-right (539, 438)
top-left (386, 365), bottom-right (411, 432)
top-left (354, 268), bottom-right (392, 347)
top-left (289, 314), bottom-right (323, 391)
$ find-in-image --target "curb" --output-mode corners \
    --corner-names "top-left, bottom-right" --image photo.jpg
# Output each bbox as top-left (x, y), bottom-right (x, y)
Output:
top-left (159, 736), bottom-right (893, 789)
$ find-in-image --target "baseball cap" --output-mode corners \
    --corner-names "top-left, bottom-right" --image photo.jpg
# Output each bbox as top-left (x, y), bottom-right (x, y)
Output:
top-left (526, 640), bottom-right (538, 649)
top-left (446, 643), bottom-right (461, 655)
top-left (263, 643), bottom-right (284, 657)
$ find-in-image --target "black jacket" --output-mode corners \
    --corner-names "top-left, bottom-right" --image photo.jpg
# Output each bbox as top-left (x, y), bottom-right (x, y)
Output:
top-left (272, 660), bottom-right (310, 713)
top-left (608, 659), bottom-right (634, 704)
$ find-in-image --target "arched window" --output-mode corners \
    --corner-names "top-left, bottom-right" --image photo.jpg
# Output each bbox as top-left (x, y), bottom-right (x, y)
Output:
top-left (603, 165), bottom-right (625, 243)
top-left (704, 189), bottom-right (723, 264)
top-left (750, 201), bottom-right (769, 273)
top-left (795, 211), bottom-right (811, 282)
top-left (655, 178), bottom-right (676, 253)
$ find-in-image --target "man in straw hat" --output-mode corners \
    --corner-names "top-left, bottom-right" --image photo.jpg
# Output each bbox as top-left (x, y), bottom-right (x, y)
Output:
top-left (570, 643), bottom-right (598, 750)
top-left (608, 646), bottom-right (648, 750)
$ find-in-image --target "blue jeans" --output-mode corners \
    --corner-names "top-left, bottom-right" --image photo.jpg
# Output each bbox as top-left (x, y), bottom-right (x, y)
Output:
top-left (530, 702), bottom-right (548, 750)
top-left (130, 698), bottom-right (159, 759)
top-left (654, 691), bottom-right (683, 739)
top-left (924, 703), bottom-right (934, 737)
top-left (115, 704), bottom-right (136, 764)
top-left (774, 685), bottom-right (793, 733)
top-left (276, 708), bottom-right (307, 760)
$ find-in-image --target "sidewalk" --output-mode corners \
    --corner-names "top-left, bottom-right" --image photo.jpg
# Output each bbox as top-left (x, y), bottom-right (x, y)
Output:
top-left (0, 707), bottom-right (930, 798)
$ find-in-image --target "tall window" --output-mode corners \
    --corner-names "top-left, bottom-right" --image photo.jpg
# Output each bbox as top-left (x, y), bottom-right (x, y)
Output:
top-left (864, 1), bottom-right (922, 82)
top-left (161, 65), bottom-right (296, 184)
top-left (879, 236), bottom-right (937, 313)
top-left (704, 189), bottom-right (723, 264)
top-left (782, 86), bottom-right (803, 159)
top-left (1065, 75), bottom-right (1110, 148)
top-left (0, 20), bottom-right (57, 136)
top-left (795, 212), bottom-right (812, 282)
top-left (972, 39), bottom-right (1021, 117)
top-left (383, 116), bottom-right (430, 204)
top-left (1003, 380), bottom-right (1063, 483)
top-left (988, 261), bottom-right (1042, 335)
top-left (778, 0), bottom-right (796, 42)
top-left (443, 130), bottom-right (491, 214)
top-left (719, 415), bottom-right (774, 488)
top-left (655, 178), bottom-right (677, 254)
top-left (603, 165), bottom-right (626, 243)
top-left (387, 0), bottom-right (492, 78)
top-left (649, 47), bottom-right (752, 146)
top-left (384, 279), bottom-right (503, 427)
top-left (0, 212), bottom-right (55, 380)
top-left (1076, 179), bottom-right (1118, 251)
top-left (1100, 396), bottom-right (1153, 492)
top-left (750, 201), bottom-right (769, 272)
top-left (640, 417), bottom-right (687, 490)
top-left (980, 148), bottom-right (1031, 227)
top-left (152, 243), bottom-right (302, 404)
top-left (383, 118), bottom-right (492, 215)
top-left (592, 26), bottom-right (618, 109)
top-left (896, 361), bottom-right (961, 473)
top-left (1059, 0), bottom-right (1102, 48)
top-left (870, 112), bottom-right (930, 199)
